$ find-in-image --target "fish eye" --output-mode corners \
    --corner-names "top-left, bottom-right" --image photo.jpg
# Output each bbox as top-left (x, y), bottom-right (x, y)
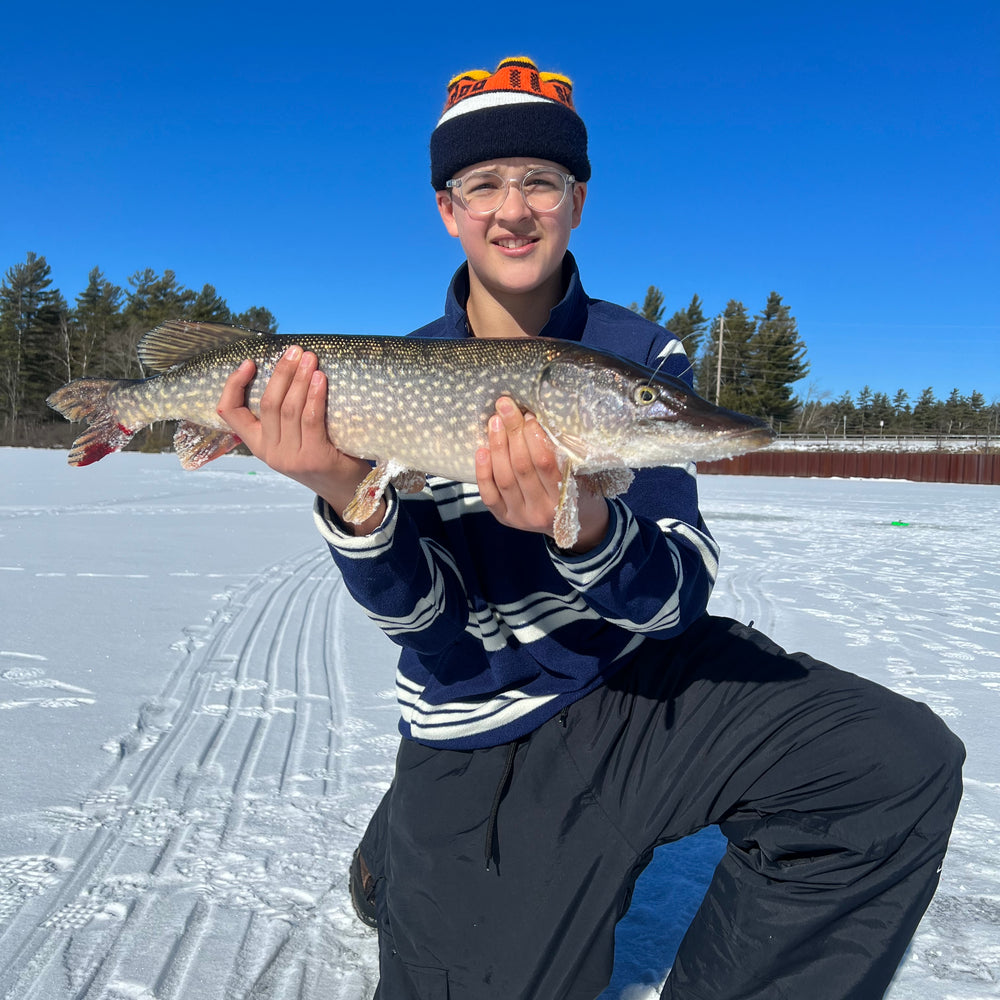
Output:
top-left (634, 385), bottom-right (657, 405)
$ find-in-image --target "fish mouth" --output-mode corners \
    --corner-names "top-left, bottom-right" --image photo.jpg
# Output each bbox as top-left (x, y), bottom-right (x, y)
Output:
top-left (643, 387), bottom-right (777, 459)
top-left (652, 389), bottom-right (775, 440)
top-left (724, 424), bottom-right (777, 449)
top-left (713, 418), bottom-right (776, 445)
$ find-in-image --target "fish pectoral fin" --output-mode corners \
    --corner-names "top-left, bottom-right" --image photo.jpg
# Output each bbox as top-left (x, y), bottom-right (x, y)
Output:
top-left (390, 469), bottom-right (428, 495)
top-left (174, 421), bottom-right (242, 470)
top-left (552, 465), bottom-right (581, 551)
top-left (577, 467), bottom-right (634, 498)
top-left (343, 460), bottom-right (402, 524)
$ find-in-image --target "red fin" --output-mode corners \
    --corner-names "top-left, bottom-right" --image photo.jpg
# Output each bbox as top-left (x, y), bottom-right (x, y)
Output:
top-left (46, 378), bottom-right (144, 467)
top-left (173, 421), bottom-right (242, 469)
top-left (74, 430), bottom-right (129, 466)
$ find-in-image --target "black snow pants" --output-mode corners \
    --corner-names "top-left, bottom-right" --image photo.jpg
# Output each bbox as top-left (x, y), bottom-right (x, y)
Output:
top-left (360, 616), bottom-right (965, 1000)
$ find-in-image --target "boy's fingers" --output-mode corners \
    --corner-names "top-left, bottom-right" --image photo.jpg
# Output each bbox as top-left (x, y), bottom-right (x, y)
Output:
top-left (475, 446), bottom-right (501, 508)
top-left (484, 408), bottom-right (509, 485)
top-left (523, 413), bottom-right (560, 491)
top-left (495, 397), bottom-right (533, 478)
top-left (259, 346), bottom-right (302, 421)
top-left (275, 352), bottom-right (319, 449)
top-left (303, 369), bottom-right (328, 428)
top-left (217, 360), bottom-right (258, 436)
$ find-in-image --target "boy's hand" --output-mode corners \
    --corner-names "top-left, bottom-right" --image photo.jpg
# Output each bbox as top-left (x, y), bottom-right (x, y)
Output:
top-left (217, 347), bottom-right (385, 533)
top-left (476, 397), bottom-right (609, 552)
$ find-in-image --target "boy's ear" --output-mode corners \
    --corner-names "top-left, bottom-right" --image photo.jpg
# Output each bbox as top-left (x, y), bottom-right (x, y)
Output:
top-left (436, 191), bottom-right (460, 237)
top-left (571, 181), bottom-right (587, 229)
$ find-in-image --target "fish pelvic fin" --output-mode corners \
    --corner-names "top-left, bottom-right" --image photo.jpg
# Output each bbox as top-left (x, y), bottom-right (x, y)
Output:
top-left (46, 378), bottom-right (145, 467)
top-left (173, 420), bottom-right (242, 470)
top-left (390, 469), bottom-right (428, 495)
top-left (551, 467), bottom-right (635, 550)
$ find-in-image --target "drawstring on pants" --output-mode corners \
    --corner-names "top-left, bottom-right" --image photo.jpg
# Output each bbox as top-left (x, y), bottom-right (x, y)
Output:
top-left (485, 739), bottom-right (521, 872)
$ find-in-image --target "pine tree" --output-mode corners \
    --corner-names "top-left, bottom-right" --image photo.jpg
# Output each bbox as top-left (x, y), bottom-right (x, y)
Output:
top-left (891, 389), bottom-right (912, 433)
top-left (967, 391), bottom-right (988, 433)
top-left (870, 391), bottom-right (893, 435)
top-left (632, 286), bottom-right (665, 324)
top-left (750, 292), bottom-right (809, 426)
top-left (943, 388), bottom-right (974, 434)
top-left (233, 306), bottom-right (279, 334)
top-left (125, 268), bottom-right (196, 326)
top-left (0, 252), bottom-right (64, 424)
top-left (69, 268), bottom-right (125, 379)
top-left (912, 387), bottom-right (939, 433)
top-left (189, 283), bottom-right (232, 323)
top-left (665, 294), bottom-right (707, 373)
top-left (829, 390), bottom-right (856, 436)
top-left (700, 301), bottom-right (757, 412)
top-left (119, 269), bottom-right (197, 377)
top-left (855, 385), bottom-right (874, 434)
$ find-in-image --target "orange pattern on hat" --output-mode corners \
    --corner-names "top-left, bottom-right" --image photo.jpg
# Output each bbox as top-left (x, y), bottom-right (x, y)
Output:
top-left (444, 57), bottom-right (576, 115)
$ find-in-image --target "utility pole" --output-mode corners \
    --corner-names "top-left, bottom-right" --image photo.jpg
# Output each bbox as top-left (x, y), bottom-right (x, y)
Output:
top-left (715, 315), bottom-right (724, 404)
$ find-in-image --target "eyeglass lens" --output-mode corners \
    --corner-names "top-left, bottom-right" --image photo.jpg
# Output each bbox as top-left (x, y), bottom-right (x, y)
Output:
top-left (456, 169), bottom-right (570, 214)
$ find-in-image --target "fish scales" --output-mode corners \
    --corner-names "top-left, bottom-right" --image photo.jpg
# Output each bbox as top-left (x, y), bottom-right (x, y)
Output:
top-left (47, 320), bottom-right (775, 547)
top-left (124, 333), bottom-right (566, 483)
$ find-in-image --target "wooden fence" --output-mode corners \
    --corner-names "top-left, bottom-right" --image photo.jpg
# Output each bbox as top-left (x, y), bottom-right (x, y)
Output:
top-left (698, 451), bottom-right (1000, 485)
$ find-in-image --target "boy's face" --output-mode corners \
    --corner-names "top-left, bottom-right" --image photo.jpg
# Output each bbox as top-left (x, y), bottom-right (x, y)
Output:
top-left (435, 156), bottom-right (587, 304)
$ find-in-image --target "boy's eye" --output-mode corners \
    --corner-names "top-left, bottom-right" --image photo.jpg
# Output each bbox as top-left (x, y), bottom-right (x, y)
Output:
top-left (466, 174), bottom-right (504, 194)
top-left (524, 172), bottom-right (559, 192)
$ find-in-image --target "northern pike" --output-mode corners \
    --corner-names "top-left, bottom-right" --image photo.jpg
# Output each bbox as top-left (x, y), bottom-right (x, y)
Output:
top-left (47, 320), bottom-right (774, 547)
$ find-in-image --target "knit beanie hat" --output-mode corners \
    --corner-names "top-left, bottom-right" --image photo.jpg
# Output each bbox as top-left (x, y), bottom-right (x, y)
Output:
top-left (430, 56), bottom-right (590, 190)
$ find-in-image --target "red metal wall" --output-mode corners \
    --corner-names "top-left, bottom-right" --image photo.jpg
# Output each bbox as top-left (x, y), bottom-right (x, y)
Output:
top-left (698, 451), bottom-right (1000, 485)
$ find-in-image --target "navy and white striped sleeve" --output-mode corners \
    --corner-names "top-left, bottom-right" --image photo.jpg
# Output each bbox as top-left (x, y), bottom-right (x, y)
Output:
top-left (549, 491), bottom-right (719, 638)
top-left (313, 490), bottom-right (470, 654)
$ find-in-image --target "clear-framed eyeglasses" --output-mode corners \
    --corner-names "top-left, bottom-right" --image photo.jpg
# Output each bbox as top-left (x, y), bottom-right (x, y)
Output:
top-left (446, 167), bottom-right (576, 217)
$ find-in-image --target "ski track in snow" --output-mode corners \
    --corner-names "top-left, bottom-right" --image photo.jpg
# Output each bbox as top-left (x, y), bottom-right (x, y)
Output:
top-left (0, 547), bottom-right (391, 1000)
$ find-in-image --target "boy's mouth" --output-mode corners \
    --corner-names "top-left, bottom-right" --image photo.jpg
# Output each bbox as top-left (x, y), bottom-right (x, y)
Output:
top-left (493, 237), bottom-right (539, 251)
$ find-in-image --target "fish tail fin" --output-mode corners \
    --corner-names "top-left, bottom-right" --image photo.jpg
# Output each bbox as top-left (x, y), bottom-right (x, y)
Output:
top-left (46, 379), bottom-right (145, 467)
top-left (173, 420), bottom-right (242, 470)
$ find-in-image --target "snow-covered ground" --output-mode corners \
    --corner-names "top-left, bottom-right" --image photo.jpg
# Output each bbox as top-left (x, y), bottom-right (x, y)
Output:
top-left (769, 436), bottom-right (998, 453)
top-left (1, 449), bottom-right (997, 1000)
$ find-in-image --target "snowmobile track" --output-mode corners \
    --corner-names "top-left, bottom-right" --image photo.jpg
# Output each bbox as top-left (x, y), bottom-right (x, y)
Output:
top-left (0, 548), bottom-right (381, 1000)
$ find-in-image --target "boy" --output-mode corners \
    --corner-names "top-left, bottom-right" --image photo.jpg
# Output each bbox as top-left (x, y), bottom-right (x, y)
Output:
top-left (217, 57), bottom-right (964, 1000)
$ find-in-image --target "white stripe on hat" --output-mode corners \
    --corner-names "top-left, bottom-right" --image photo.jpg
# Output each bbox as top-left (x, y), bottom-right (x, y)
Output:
top-left (437, 91), bottom-right (555, 127)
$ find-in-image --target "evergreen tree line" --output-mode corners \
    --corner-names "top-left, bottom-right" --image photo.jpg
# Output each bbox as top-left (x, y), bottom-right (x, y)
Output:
top-left (631, 286), bottom-right (999, 437)
top-left (0, 251), bottom-right (277, 444)
top-left (629, 286), bottom-right (809, 426)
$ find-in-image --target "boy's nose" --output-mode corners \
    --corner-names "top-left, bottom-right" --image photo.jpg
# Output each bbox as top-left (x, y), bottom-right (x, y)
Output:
top-left (494, 182), bottom-right (532, 221)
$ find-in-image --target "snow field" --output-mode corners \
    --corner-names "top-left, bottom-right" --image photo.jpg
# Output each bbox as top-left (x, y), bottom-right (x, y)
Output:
top-left (1, 450), bottom-right (997, 998)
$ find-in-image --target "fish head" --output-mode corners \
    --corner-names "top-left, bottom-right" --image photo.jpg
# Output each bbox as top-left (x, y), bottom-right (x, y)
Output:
top-left (535, 350), bottom-right (776, 469)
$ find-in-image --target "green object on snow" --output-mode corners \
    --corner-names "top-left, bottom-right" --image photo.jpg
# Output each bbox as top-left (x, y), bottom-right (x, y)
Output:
top-left (890, 520), bottom-right (910, 527)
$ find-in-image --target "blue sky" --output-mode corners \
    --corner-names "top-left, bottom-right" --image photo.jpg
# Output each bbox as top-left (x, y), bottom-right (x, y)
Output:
top-left (4, 1), bottom-right (997, 403)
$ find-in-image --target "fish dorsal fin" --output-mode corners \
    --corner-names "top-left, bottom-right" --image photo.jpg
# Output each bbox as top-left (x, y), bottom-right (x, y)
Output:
top-left (138, 320), bottom-right (266, 371)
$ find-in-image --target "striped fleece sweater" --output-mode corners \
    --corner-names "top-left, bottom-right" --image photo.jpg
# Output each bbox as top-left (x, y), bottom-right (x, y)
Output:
top-left (314, 254), bottom-right (719, 749)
